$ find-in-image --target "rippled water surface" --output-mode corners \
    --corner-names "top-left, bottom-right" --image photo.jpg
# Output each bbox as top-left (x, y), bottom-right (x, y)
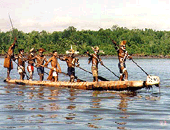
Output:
top-left (0, 57), bottom-right (169, 130)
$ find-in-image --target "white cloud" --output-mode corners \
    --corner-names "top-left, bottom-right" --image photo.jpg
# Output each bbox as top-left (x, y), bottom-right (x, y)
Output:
top-left (1, 0), bottom-right (170, 32)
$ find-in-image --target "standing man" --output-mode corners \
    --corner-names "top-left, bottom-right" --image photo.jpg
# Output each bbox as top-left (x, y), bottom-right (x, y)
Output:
top-left (33, 48), bottom-right (48, 81)
top-left (45, 51), bottom-right (61, 82)
top-left (4, 37), bottom-right (17, 80)
top-left (86, 46), bottom-right (103, 82)
top-left (59, 49), bottom-right (79, 82)
top-left (15, 49), bottom-right (26, 80)
top-left (27, 48), bottom-right (36, 80)
top-left (112, 40), bottom-right (132, 81)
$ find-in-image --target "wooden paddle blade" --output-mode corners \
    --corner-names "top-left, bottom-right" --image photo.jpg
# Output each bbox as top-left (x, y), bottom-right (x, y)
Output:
top-left (60, 71), bottom-right (85, 82)
top-left (98, 76), bottom-right (109, 81)
top-left (75, 76), bottom-right (86, 82)
top-left (77, 66), bottom-right (109, 81)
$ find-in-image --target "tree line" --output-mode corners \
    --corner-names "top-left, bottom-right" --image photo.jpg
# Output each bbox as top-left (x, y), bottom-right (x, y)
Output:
top-left (0, 25), bottom-right (170, 56)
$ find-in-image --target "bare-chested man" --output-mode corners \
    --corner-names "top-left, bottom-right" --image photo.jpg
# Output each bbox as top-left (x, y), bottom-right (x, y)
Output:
top-left (112, 40), bottom-right (132, 81)
top-left (45, 51), bottom-right (61, 82)
top-left (4, 37), bottom-right (17, 80)
top-left (33, 48), bottom-right (47, 81)
top-left (86, 46), bottom-right (103, 82)
top-left (59, 49), bottom-right (79, 82)
top-left (15, 49), bottom-right (26, 80)
top-left (27, 48), bottom-right (36, 80)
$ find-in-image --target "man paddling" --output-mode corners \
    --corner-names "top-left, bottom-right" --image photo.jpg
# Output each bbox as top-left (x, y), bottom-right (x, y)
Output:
top-left (59, 49), bottom-right (79, 82)
top-left (86, 46), bottom-right (103, 82)
top-left (45, 51), bottom-right (61, 82)
top-left (4, 37), bottom-right (17, 80)
top-left (27, 48), bottom-right (36, 80)
top-left (15, 49), bottom-right (26, 80)
top-left (33, 48), bottom-right (47, 81)
top-left (112, 40), bottom-right (132, 81)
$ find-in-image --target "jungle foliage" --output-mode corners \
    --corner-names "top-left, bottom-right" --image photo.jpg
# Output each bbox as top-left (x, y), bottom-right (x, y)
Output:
top-left (0, 25), bottom-right (170, 56)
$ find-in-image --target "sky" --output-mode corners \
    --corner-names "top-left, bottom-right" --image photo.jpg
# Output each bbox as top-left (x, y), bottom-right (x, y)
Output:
top-left (0, 0), bottom-right (170, 32)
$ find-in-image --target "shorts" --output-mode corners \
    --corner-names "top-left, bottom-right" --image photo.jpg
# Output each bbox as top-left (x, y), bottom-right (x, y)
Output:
top-left (18, 65), bottom-right (24, 73)
top-left (68, 67), bottom-right (75, 76)
top-left (53, 68), bottom-right (58, 76)
top-left (118, 63), bottom-right (126, 73)
top-left (37, 66), bottom-right (44, 75)
top-left (27, 65), bottom-right (34, 72)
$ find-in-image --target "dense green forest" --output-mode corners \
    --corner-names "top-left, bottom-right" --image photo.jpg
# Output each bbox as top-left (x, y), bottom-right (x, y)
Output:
top-left (0, 25), bottom-right (170, 56)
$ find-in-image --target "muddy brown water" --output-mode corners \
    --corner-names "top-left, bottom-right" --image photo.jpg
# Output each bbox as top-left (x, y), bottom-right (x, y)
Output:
top-left (0, 58), bottom-right (169, 129)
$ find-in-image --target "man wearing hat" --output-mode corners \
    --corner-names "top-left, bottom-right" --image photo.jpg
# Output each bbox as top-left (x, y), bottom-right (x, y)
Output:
top-left (59, 49), bottom-right (79, 82)
top-left (112, 40), bottom-right (132, 81)
top-left (27, 48), bottom-right (36, 80)
top-left (4, 37), bottom-right (17, 80)
top-left (33, 48), bottom-right (47, 81)
top-left (86, 46), bottom-right (103, 82)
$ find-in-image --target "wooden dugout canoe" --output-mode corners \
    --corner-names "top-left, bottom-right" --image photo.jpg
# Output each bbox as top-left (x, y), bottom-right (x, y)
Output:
top-left (4, 76), bottom-right (160, 91)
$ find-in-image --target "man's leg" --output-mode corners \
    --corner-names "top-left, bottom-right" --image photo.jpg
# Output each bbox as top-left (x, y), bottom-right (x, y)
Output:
top-left (70, 75), bottom-right (74, 82)
top-left (95, 76), bottom-right (98, 82)
top-left (20, 72), bottom-right (25, 80)
top-left (54, 76), bottom-right (58, 82)
top-left (119, 73), bottom-right (124, 81)
top-left (124, 70), bottom-right (128, 81)
top-left (29, 71), bottom-right (33, 80)
top-left (7, 68), bottom-right (11, 79)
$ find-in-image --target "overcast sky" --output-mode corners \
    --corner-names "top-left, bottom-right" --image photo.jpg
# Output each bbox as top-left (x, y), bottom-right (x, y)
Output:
top-left (0, 0), bottom-right (170, 32)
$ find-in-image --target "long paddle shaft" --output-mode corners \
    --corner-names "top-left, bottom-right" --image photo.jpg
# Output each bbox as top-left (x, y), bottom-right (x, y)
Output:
top-left (102, 64), bottom-right (119, 78)
top-left (6, 15), bottom-right (29, 79)
top-left (76, 44), bottom-right (116, 79)
top-left (8, 14), bottom-right (17, 40)
top-left (0, 45), bottom-right (29, 80)
top-left (9, 14), bottom-right (14, 30)
top-left (44, 66), bottom-right (85, 82)
top-left (77, 66), bottom-right (109, 81)
top-left (132, 59), bottom-right (149, 76)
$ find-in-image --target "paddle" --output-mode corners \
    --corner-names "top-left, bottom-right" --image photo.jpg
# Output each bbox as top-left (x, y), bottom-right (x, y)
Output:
top-left (9, 14), bottom-right (15, 36)
top-left (109, 37), bottom-right (160, 86)
top-left (101, 64), bottom-right (119, 79)
top-left (1, 15), bottom-right (29, 80)
top-left (0, 42), bottom-right (30, 80)
top-left (39, 64), bottom-right (85, 82)
top-left (76, 66), bottom-right (109, 81)
top-left (132, 59), bottom-right (149, 76)
top-left (75, 43), bottom-right (116, 80)
top-left (132, 59), bottom-right (160, 87)
top-left (34, 62), bottom-right (86, 82)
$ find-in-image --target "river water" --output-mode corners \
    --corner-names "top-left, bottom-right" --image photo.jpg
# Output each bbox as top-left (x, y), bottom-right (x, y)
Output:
top-left (0, 57), bottom-right (169, 130)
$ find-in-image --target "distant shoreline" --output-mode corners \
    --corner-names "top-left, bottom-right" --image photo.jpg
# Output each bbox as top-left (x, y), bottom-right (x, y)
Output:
top-left (0, 54), bottom-right (169, 59)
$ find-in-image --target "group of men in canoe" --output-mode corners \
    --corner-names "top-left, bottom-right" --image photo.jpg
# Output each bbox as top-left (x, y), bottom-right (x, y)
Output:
top-left (4, 38), bottom-right (132, 82)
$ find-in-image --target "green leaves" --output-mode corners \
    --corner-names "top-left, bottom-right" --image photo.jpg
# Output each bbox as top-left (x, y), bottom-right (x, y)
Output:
top-left (0, 25), bottom-right (170, 56)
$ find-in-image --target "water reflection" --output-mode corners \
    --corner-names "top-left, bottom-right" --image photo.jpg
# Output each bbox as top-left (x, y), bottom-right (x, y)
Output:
top-left (91, 91), bottom-right (102, 109)
top-left (65, 88), bottom-right (77, 125)
top-left (37, 86), bottom-right (44, 99)
top-left (87, 91), bottom-right (106, 129)
top-left (118, 92), bottom-right (136, 112)
top-left (116, 92), bottom-right (136, 130)
top-left (88, 91), bottom-right (137, 129)
top-left (67, 88), bottom-right (76, 110)
top-left (0, 83), bottom-right (164, 130)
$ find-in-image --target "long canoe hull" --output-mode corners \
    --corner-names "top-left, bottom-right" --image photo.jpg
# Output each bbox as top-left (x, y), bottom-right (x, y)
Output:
top-left (4, 76), bottom-right (160, 91)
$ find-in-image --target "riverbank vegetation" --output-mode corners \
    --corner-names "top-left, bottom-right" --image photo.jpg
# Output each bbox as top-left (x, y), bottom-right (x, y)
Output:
top-left (0, 25), bottom-right (170, 56)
